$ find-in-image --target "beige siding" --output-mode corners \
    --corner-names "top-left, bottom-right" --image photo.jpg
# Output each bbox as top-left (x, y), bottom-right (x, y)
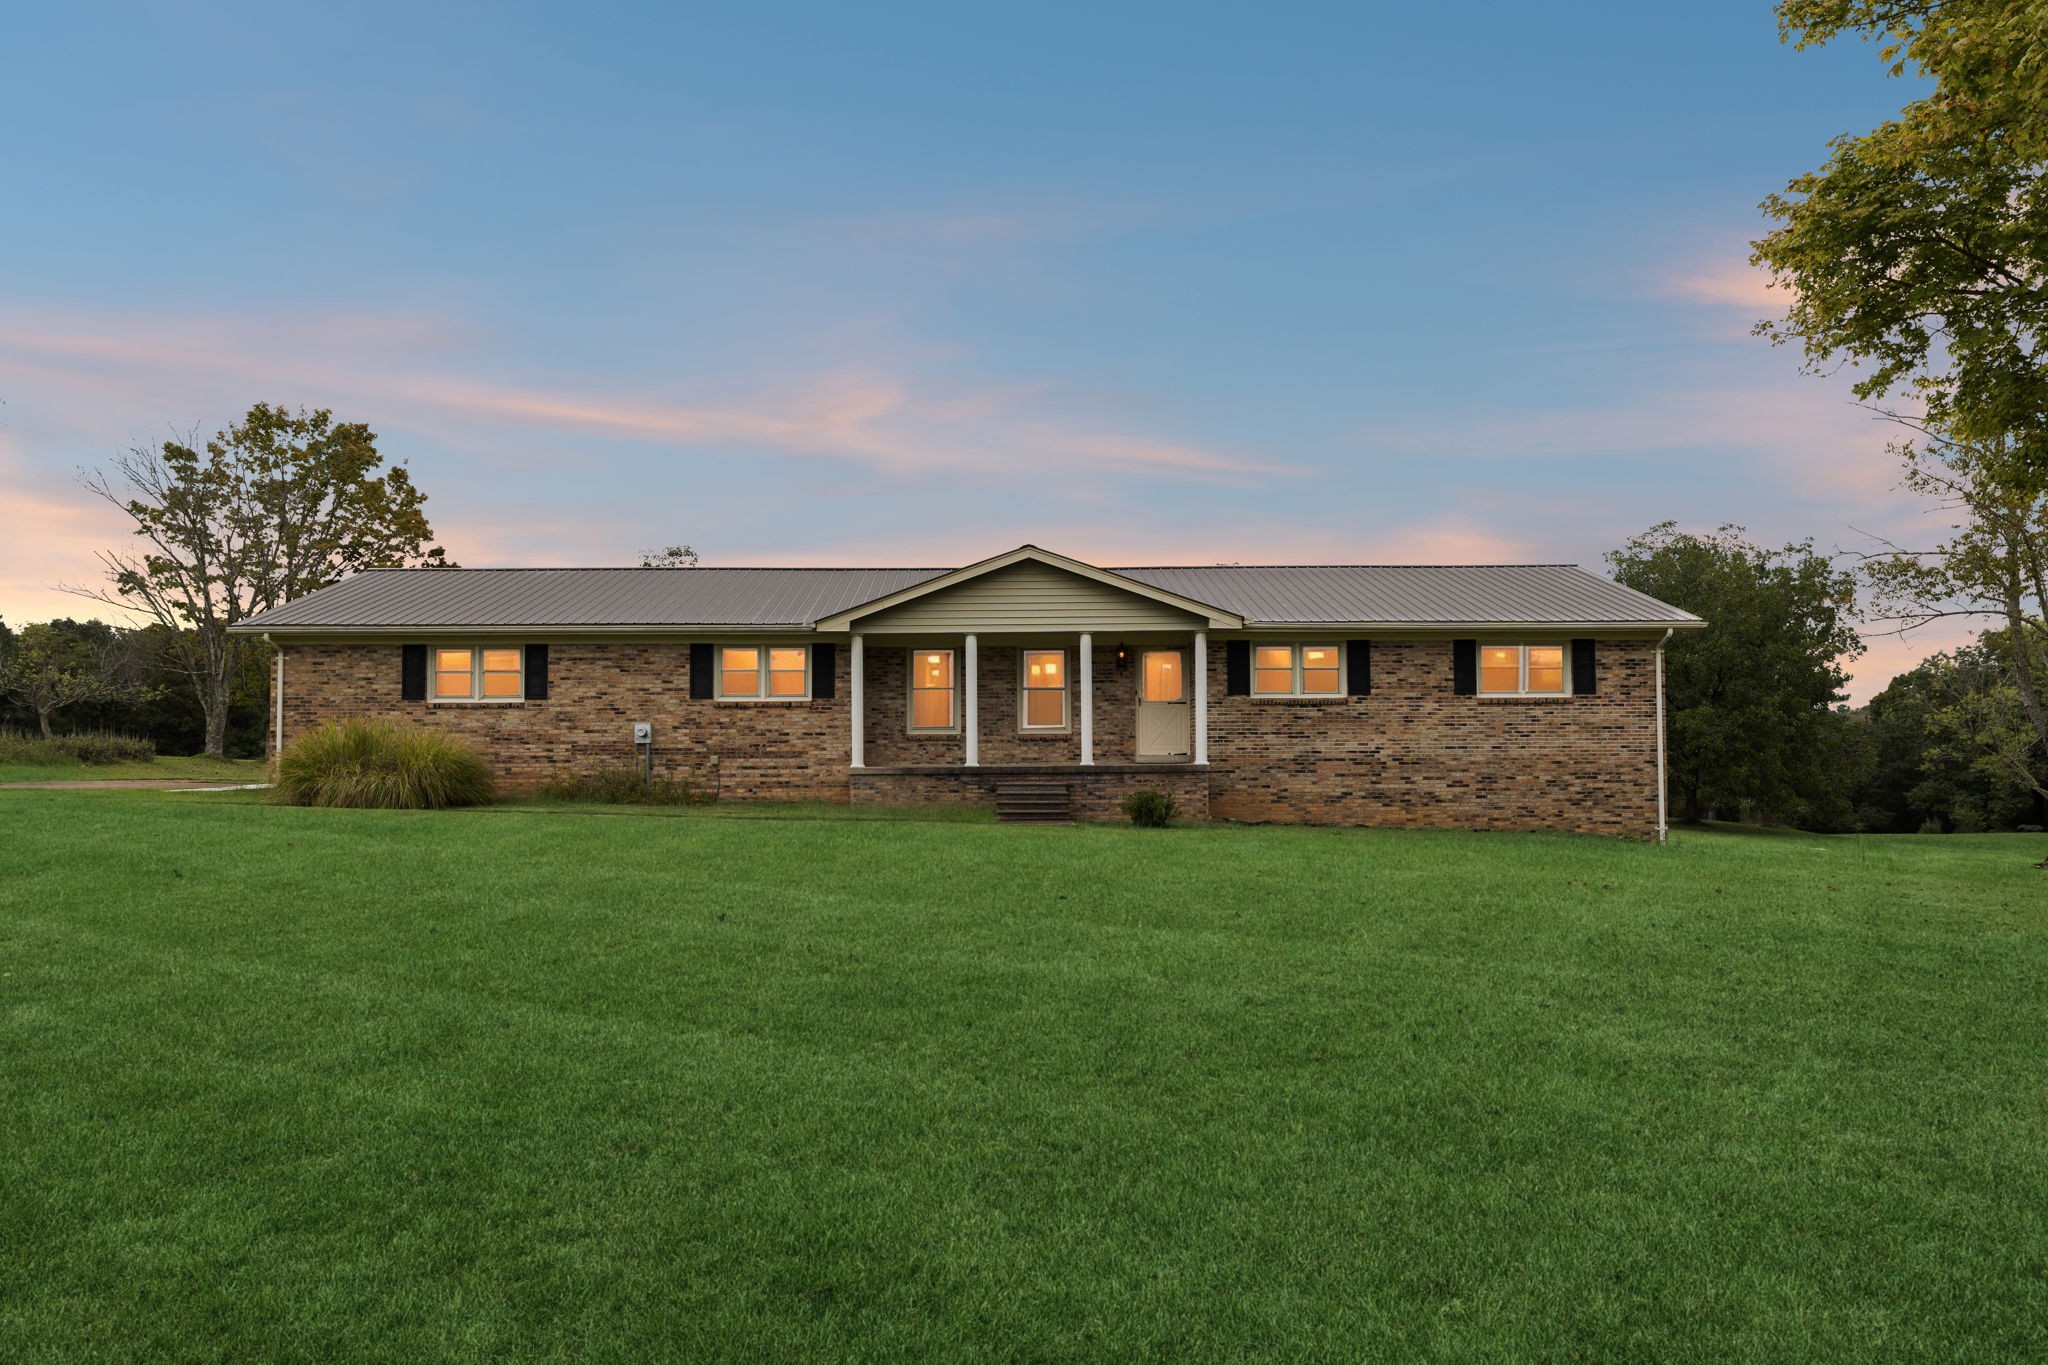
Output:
top-left (859, 561), bottom-right (1203, 632)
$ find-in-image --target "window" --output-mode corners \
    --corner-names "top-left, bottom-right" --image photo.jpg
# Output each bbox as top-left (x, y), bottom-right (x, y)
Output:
top-left (1480, 643), bottom-right (1568, 696)
top-left (910, 649), bottom-right (956, 731)
top-left (1142, 650), bottom-right (1183, 702)
top-left (719, 645), bottom-right (809, 699)
top-left (1021, 649), bottom-right (1067, 730)
top-left (432, 646), bottom-right (522, 701)
top-left (1252, 643), bottom-right (1342, 697)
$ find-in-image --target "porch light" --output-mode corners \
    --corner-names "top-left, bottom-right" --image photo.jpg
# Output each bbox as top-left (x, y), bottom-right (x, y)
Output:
top-left (1114, 643), bottom-right (1130, 670)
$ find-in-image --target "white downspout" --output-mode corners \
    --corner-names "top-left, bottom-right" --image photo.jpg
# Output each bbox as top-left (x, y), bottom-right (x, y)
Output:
top-left (1655, 628), bottom-right (1672, 845)
top-left (263, 632), bottom-right (284, 760)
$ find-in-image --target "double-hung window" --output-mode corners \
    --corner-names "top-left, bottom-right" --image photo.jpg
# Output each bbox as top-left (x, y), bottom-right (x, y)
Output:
top-left (1251, 643), bottom-right (1342, 697)
top-left (1479, 644), bottom-right (1567, 696)
top-left (1020, 649), bottom-right (1068, 730)
top-left (909, 649), bottom-right (957, 731)
top-left (719, 646), bottom-right (809, 699)
top-left (433, 646), bottom-right (523, 701)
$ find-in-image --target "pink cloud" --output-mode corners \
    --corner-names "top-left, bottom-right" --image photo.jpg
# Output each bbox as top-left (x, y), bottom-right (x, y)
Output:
top-left (1666, 261), bottom-right (1790, 311)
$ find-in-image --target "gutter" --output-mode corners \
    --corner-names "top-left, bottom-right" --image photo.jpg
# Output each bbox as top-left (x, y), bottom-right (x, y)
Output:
top-left (263, 632), bottom-right (283, 760)
top-left (1655, 627), bottom-right (1672, 845)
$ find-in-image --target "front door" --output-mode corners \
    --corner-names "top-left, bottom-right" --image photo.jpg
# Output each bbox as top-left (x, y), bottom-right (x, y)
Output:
top-left (1136, 649), bottom-right (1191, 759)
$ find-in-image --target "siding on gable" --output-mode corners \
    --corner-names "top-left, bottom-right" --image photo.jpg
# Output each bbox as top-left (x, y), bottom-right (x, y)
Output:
top-left (856, 560), bottom-right (1203, 633)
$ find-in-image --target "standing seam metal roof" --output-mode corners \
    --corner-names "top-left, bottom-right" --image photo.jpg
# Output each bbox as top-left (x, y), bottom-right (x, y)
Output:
top-left (237, 561), bottom-right (1700, 630)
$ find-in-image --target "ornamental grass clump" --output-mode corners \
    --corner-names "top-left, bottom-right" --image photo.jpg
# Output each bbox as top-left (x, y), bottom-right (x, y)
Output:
top-left (0, 728), bottom-right (156, 765)
top-left (270, 718), bottom-right (494, 810)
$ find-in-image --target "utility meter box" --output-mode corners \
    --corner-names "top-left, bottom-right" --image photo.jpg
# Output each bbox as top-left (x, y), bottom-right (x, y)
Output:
top-left (632, 722), bottom-right (652, 744)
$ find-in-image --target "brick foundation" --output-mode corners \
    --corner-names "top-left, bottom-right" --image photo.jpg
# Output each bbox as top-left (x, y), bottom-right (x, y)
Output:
top-left (850, 764), bottom-right (1210, 822)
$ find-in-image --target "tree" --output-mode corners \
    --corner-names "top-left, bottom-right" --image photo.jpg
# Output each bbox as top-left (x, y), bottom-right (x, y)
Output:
top-left (1753, 2), bottom-right (2048, 471)
top-left (639, 544), bottom-right (699, 568)
top-left (74, 404), bottom-right (450, 756)
top-left (0, 622), bottom-right (143, 739)
top-left (1858, 415), bottom-right (2048, 774)
top-left (1608, 524), bottom-right (1864, 824)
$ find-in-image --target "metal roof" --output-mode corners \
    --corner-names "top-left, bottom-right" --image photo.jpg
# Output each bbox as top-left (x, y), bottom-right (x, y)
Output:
top-left (1113, 564), bottom-right (1701, 626)
top-left (236, 560), bottom-right (1700, 632)
top-left (238, 567), bottom-right (949, 630)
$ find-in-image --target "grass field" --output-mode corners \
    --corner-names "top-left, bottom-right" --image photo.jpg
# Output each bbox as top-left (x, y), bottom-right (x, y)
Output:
top-left (0, 753), bottom-right (267, 785)
top-left (2, 793), bottom-right (2043, 1360)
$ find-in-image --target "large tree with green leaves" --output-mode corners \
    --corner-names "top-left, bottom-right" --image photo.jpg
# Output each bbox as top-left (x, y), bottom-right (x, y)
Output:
top-left (1753, 1), bottom-right (2048, 466)
top-left (1608, 524), bottom-right (1864, 824)
top-left (0, 621), bottom-right (145, 739)
top-left (74, 404), bottom-right (450, 756)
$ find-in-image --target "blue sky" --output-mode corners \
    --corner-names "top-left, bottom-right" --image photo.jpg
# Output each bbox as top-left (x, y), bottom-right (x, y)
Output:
top-left (0, 2), bottom-right (1952, 695)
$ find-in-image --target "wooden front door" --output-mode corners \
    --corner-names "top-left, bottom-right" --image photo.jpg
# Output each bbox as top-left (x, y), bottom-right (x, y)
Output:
top-left (1136, 649), bottom-right (1191, 759)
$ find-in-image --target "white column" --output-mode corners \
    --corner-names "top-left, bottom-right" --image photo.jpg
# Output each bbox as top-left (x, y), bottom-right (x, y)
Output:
top-left (850, 634), bottom-right (865, 768)
top-left (1194, 631), bottom-right (1208, 765)
top-left (964, 634), bottom-right (979, 767)
top-left (1079, 632), bottom-right (1094, 765)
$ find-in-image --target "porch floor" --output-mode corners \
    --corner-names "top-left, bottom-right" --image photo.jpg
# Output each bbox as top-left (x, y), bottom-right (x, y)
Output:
top-left (857, 761), bottom-right (1207, 774)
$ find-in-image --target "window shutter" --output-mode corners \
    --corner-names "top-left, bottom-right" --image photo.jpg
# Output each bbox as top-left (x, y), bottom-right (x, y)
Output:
top-left (689, 643), bottom-right (715, 699)
top-left (1346, 639), bottom-right (1371, 695)
top-left (401, 644), bottom-right (427, 701)
top-left (524, 644), bottom-right (550, 700)
top-left (1225, 640), bottom-right (1251, 696)
top-left (812, 642), bottom-right (837, 699)
top-left (1571, 638), bottom-right (1596, 695)
top-left (1452, 639), bottom-right (1477, 695)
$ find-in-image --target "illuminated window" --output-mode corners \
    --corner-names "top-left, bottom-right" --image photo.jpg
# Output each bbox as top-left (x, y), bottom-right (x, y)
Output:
top-left (1143, 650), bottom-right (1183, 702)
top-left (719, 645), bottom-right (811, 699)
top-left (432, 646), bottom-right (523, 702)
top-left (1479, 644), bottom-right (1568, 696)
top-left (1021, 649), bottom-right (1068, 730)
top-left (910, 649), bottom-right (956, 731)
top-left (1253, 644), bottom-right (1343, 697)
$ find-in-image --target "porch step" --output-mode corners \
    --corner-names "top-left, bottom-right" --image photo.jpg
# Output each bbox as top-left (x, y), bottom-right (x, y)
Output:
top-left (994, 781), bottom-right (1073, 825)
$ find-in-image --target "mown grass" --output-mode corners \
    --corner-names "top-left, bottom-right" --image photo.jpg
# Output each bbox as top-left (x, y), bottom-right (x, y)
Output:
top-left (0, 753), bottom-right (266, 784)
top-left (1, 793), bottom-right (2043, 1360)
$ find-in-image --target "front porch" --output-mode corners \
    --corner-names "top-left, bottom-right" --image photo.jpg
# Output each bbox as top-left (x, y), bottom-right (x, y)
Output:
top-left (849, 760), bottom-right (1212, 822)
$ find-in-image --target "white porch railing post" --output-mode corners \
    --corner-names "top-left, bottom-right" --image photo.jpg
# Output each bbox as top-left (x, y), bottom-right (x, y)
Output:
top-left (964, 633), bottom-right (979, 767)
top-left (1079, 632), bottom-right (1094, 765)
top-left (1194, 631), bottom-right (1209, 765)
top-left (850, 633), bottom-right (865, 769)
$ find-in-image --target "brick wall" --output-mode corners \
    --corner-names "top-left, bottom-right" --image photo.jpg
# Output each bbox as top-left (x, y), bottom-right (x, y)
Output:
top-left (276, 642), bottom-right (851, 800)
top-left (275, 636), bottom-right (1662, 835)
top-left (850, 765), bottom-right (1211, 822)
top-left (1206, 638), bottom-right (1660, 837)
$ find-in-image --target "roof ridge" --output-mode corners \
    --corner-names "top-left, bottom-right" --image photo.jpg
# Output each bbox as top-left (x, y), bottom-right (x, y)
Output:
top-left (1114, 563), bottom-right (1587, 570)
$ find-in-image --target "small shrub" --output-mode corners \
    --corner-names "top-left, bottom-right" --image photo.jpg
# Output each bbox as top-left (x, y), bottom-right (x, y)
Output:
top-left (2017, 824), bottom-right (2044, 835)
top-left (270, 719), bottom-right (494, 810)
top-left (539, 766), bottom-right (696, 805)
top-left (1123, 787), bottom-right (1178, 828)
top-left (0, 728), bottom-right (156, 765)
top-left (1916, 817), bottom-right (1945, 835)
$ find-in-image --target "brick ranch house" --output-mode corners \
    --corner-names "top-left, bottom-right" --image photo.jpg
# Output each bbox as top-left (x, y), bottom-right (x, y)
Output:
top-left (233, 544), bottom-right (1703, 836)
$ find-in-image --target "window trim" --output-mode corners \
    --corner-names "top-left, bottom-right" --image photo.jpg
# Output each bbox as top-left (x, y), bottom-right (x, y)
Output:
top-left (1249, 642), bottom-right (1345, 698)
top-left (907, 647), bottom-right (959, 733)
top-left (1477, 642), bottom-right (1571, 697)
top-left (1019, 648), bottom-right (1070, 732)
top-left (429, 645), bottom-right (525, 703)
top-left (714, 644), bottom-right (813, 701)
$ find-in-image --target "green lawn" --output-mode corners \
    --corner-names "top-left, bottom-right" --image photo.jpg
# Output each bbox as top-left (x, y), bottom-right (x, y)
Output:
top-left (3, 795), bottom-right (2043, 1361)
top-left (0, 753), bottom-right (267, 785)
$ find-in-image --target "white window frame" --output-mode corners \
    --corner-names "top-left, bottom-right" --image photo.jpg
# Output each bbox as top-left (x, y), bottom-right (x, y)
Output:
top-left (430, 645), bottom-right (524, 703)
top-left (1019, 648), bottom-right (1070, 732)
top-left (1477, 642), bottom-right (1571, 697)
top-left (714, 644), bottom-right (812, 701)
top-left (1250, 642), bottom-right (1345, 697)
top-left (907, 647), bottom-right (959, 733)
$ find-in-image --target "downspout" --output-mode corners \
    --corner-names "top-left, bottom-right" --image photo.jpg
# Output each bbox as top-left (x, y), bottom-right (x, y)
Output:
top-left (263, 633), bottom-right (283, 761)
top-left (1655, 628), bottom-right (1672, 845)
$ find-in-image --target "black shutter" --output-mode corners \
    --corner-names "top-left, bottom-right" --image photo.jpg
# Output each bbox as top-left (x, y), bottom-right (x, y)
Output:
top-left (1347, 639), bottom-right (1371, 695)
top-left (524, 644), bottom-right (550, 700)
top-left (1225, 640), bottom-right (1251, 696)
top-left (812, 642), bottom-right (837, 699)
top-left (689, 643), bottom-right (715, 699)
top-left (1452, 639), bottom-right (1477, 695)
top-left (1571, 638), bottom-right (1596, 695)
top-left (401, 644), bottom-right (427, 701)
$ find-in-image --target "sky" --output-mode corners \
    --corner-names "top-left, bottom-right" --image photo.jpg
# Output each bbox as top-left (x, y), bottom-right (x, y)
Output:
top-left (0, 1), bottom-right (1975, 699)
